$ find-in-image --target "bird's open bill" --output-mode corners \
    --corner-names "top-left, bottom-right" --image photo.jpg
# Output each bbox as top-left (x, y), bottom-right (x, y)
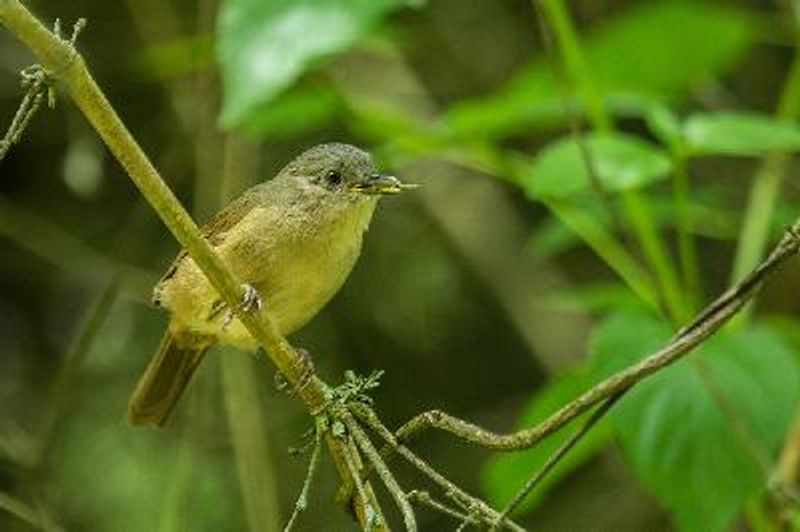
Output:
top-left (350, 173), bottom-right (420, 195)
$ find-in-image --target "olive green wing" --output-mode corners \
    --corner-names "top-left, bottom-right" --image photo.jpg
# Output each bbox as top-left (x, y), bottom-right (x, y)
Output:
top-left (152, 184), bottom-right (270, 304)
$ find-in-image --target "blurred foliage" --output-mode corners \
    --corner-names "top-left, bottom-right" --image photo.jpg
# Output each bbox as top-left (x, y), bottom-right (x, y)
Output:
top-left (2, 0), bottom-right (800, 531)
top-left (683, 111), bottom-right (800, 156)
top-left (445, 1), bottom-right (754, 138)
top-left (216, 0), bottom-right (422, 127)
top-left (522, 132), bottom-right (672, 198)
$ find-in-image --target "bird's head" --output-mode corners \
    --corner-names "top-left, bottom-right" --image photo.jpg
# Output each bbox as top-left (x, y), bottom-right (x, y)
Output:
top-left (280, 143), bottom-right (415, 201)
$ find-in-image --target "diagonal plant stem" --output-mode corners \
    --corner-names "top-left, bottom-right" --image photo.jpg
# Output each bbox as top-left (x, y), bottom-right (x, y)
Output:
top-left (406, 490), bottom-right (475, 526)
top-left (284, 424), bottom-right (323, 532)
top-left (670, 150), bottom-right (702, 311)
top-left (0, 3), bottom-right (387, 529)
top-left (731, 45), bottom-right (800, 298)
top-left (340, 435), bottom-right (382, 530)
top-left (342, 411), bottom-right (418, 532)
top-left (531, 0), bottom-right (627, 241)
top-left (389, 221), bottom-right (800, 454)
top-left (536, 0), bottom-right (610, 132)
top-left (350, 403), bottom-right (526, 532)
top-left (534, 0), bottom-right (688, 323)
top-left (546, 200), bottom-right (658, 309)
top-left (491, 394), bottom-right (621, 529)
top-left (0, 69), bottom-right (46, 161)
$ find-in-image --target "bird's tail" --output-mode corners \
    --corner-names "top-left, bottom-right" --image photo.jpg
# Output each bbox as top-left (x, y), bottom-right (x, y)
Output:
top-left (128, 329), bottom-right (213, 427)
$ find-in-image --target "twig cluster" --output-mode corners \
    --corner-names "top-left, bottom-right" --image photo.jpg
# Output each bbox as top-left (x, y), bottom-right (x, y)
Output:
top-left (0, 17), bottom-right (84, 161)
top-left (282, 372), bottom-right (527, 531)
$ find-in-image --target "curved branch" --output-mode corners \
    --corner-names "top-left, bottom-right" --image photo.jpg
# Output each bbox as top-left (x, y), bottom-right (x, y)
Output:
top-left (394, 224), bottom-right (800, 451)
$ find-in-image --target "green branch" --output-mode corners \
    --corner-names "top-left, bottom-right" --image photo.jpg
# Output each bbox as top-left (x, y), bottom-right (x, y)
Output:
top-left (0, 2), bottom-right (386, 529)
top-left (731, 49), bottom-right (800, 294)
top-left (536, 0), bottom-right (687, 323)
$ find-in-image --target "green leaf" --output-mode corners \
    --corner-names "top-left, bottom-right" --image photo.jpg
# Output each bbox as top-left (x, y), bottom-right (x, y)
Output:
top-left (685, 112), bottom-right (800, 156)
top-left (590, 312), bottom-right (800, 532)
top-left (481, 368), bottom-right (612, 514)
top-left (645, 103), bottom-right (684, 148)
top-left (524, 133), bottom-right (672, 199)
top-left (541, 283), bottom-right (644, 314)
top-left (586, 2), bottom-right (751, 98)
top-left (447, 2), bottom-right (753, 138)
top-left (217, 0), bottom-right (417, 127)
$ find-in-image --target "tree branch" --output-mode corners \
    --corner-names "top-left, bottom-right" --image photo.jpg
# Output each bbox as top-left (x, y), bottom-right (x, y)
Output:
top-left (392, 222), bottom-right (800, 452)
top-left (0, 2), bottom-right (386, 529)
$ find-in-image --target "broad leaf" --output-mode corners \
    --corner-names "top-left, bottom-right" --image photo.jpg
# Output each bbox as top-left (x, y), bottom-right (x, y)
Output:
top-left (685, 112), bottom-right (800, 156)
top-left (590, 312), bottom-right (800, 532)
top-left (217, 0), bottom-right (417, 127)
top-left (540, 283), bottom-right (644, 314)
top-left (481, 368), bottom-right (612, 514)
top-left (523, 133), bottom-right (671, 199)
top-left (446, 2), bottom-right (753, 138)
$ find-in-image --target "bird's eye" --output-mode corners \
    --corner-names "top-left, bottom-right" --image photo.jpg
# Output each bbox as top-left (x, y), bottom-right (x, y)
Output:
top-left (326, 170), bottom-right (342, 186)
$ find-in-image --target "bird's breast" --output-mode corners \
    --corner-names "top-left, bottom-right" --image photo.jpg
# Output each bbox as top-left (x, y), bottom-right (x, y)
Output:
top-left (159, 198), bottom-right (378, 350)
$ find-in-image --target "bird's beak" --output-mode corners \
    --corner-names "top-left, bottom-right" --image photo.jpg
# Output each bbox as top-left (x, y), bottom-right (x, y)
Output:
top-left (349, 173), bottom-right (419, 195)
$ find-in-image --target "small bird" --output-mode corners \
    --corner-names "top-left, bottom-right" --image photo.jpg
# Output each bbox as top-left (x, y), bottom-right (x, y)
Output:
top-left (128, 143), bottom-right (412, 426)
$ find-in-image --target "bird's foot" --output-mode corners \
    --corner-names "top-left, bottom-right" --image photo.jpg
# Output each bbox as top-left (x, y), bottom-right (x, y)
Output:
top-left (208, 283), bottom-right (262, 331)
top-left (294, 347), bottom-right (316, 393)
top-left (240, 283), bottom-right (262, 313)
top-left (274, 347), bottom-right (317, 397)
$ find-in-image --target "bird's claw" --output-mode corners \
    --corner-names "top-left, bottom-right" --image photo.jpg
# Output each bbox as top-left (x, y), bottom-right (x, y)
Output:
top-left (240, 283), bottom-right (262, 313)
top-left (209, 284), bottom-right (262, 331)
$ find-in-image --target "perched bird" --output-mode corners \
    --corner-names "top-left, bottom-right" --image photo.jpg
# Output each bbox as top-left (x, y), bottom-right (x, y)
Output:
top-left (128, 143), bottom-right (412, 426)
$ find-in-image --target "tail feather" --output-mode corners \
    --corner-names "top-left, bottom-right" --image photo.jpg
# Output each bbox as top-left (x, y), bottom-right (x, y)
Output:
top-left (128, 330), bottom-right (213, 427)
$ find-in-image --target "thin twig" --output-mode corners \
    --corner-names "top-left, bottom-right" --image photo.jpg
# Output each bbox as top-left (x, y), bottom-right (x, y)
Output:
top-left (350, 404), bottom-right (526, 532)
top-left (530, 0), bottom-right (625, 239)
top-left (0, 67), bottom-right (47, 160)
top-left (491, 394), bottom-right (620, 529)
top-left (342, 411), bottom-right (418, 532)
top-left (284, 425), bottom-right (323, 532)
top-left (390, 222), bottom-right (800, 452)
top-left (341, 435), bottom-right (380, 530)
top-left (455, 519), bottom-right (471, 532)
top-left (0, 17), bottom-right (86, 161)
top-left (406, 490), bottom-right (475, 526)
